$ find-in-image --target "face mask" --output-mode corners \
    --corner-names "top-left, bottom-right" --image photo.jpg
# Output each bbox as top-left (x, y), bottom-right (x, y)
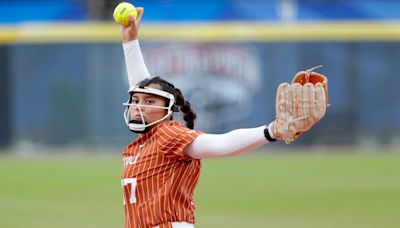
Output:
top-left (123, 86), bottom-right (175, 133)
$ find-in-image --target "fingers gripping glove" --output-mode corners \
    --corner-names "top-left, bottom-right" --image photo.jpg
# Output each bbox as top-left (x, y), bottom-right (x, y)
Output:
top-left (271, 65), bottom-right (328, 144)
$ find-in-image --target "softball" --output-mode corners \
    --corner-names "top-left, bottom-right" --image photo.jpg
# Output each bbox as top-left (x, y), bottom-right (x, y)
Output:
top-left (113, 2), bottom-right (138, 26)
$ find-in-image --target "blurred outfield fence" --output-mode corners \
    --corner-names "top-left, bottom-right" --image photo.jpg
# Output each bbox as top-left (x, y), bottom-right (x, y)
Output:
top-left (1, 21), bottom-right (400, 151)
top-left (1, 0), bottom-right (400, 152)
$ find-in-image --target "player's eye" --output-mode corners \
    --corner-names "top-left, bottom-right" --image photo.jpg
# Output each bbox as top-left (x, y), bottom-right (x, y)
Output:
top-left (145, 99), bottom-right (155, 105)
top-left (131, 99), bottom-right (139, 104)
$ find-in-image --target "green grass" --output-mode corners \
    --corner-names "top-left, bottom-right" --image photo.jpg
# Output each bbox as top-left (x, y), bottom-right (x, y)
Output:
top-left (1, 152), bottom-right (400, 228)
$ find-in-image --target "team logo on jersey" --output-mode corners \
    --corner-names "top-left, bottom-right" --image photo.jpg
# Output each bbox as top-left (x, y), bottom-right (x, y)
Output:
top-left (143, 43), bottom-right (262, 132)
top-left (123, 154), bottom-right (140, 166)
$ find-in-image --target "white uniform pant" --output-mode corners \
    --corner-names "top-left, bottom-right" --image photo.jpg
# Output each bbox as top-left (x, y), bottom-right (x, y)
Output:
top-left (154, 221), bottom-right (194, 228)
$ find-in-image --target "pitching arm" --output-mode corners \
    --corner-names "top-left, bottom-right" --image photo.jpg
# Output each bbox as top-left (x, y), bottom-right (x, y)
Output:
top-left (123, 40), bottom-right (150, 86)
top-left (120, 7), bottom-right (150, 86)
top-left (184, 125), bottom-right (276, 159)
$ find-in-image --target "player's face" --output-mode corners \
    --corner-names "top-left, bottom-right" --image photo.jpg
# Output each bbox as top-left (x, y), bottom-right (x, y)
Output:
top-left (129, 84), bottom-right (168, 125)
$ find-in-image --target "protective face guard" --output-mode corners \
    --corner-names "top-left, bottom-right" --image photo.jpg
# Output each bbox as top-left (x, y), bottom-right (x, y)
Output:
top-left (123, 86), bottom-right (175, 133)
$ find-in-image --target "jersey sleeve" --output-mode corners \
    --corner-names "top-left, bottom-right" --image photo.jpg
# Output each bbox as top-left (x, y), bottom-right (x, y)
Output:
top-left (122, 39), bottom-right (150, 86)
top-left (156, 122), bottom-right (202, 158)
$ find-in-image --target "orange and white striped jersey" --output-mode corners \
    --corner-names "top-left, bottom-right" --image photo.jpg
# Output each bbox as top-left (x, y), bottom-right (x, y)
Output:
top-left (121, 120), bottom-right (202, 228)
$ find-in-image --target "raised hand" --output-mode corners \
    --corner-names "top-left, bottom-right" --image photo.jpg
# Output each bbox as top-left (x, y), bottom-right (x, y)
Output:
top-left (121, 7), bottom-right (144, 43)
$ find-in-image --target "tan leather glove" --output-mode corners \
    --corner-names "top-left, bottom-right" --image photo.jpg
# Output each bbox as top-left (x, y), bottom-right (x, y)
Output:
top-left (271, 66), bottom-right (328, 144)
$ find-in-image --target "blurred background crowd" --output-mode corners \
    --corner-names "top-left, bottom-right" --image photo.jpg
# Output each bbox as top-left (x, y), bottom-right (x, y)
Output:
top-left (1, 0), bottom-right (400, 22)
top-left (1, 0), bottom-right (400, 153)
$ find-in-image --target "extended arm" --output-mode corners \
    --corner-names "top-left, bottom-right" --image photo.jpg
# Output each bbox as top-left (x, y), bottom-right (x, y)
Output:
top-left (120, 7), bottom-right (150, 86)
top-left (185, 66), bottom-right (328, 159)
top-left (185, 125), bottom-right (276, 159)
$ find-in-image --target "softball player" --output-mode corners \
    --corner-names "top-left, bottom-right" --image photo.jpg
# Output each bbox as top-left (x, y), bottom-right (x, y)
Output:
top-left (119, 8), bottom-right (327, 228)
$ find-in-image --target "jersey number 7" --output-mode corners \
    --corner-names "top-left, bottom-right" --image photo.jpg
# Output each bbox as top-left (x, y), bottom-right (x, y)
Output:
top-left (121, 178), bottom-right (137, 205)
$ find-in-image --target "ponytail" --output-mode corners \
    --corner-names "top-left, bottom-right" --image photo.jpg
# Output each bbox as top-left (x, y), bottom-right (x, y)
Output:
top-left (173, 88), bottom-right (197, 129)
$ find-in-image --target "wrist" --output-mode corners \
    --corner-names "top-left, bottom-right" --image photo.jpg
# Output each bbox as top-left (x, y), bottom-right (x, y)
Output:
top-left (122, 39), bottom-right (139, 47)
top-left (264, 122), bottom-right (277, 142)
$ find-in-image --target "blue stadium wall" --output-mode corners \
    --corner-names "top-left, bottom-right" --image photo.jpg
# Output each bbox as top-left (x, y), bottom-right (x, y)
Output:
top-left (1, 0), bottom-right (400, 149)
top-left (1, 37), bottom-right (400, 148)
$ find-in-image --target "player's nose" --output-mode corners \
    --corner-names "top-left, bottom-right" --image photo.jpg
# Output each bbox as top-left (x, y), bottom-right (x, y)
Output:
top-left (130, 104), bottom-right (145, 113)
top-left (129, 106), bottom-right (145, 119)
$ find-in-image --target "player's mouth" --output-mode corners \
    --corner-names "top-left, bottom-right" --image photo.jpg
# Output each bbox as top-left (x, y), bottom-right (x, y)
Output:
top-left (129, 119), bottom-right (148, 125)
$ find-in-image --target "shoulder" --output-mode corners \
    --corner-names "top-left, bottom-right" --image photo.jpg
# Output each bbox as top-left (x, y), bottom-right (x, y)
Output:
top-left (154, 121), bottom-right (203, 156)
top-left (155, 120), bottom-right (202, 142)
top-left (156, 121), bottom-right (191, 137)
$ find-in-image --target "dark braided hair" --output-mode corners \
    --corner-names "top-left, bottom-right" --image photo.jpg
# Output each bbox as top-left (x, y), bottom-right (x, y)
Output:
top-left (137, 77), bottom-right (197, 129)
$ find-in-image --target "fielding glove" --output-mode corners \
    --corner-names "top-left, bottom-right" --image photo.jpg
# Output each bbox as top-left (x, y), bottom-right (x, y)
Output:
top-left (271, 65), bottom-right (328, 144)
